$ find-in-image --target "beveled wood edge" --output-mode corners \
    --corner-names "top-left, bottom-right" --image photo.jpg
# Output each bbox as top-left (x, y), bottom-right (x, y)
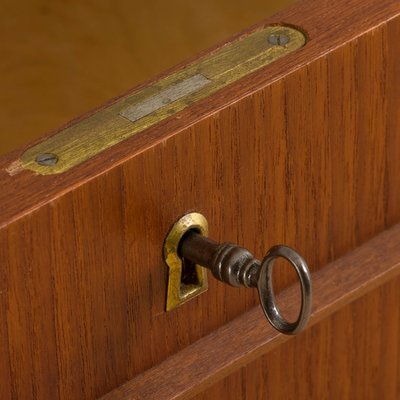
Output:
top-left (100, 223), bottom-right (400, 400)
top-left (0, 0), bottom-right (399, 229)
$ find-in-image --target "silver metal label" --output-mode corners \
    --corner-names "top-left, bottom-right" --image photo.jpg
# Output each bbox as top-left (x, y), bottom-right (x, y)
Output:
top-left (119, 74), bottom-right (211, 122)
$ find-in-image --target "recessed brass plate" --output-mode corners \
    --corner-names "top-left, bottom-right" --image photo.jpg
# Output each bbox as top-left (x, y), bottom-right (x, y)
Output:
top-left (163, 212), bottom-right (208, 311)
top-left (20, 25), bottom-right (306, 175)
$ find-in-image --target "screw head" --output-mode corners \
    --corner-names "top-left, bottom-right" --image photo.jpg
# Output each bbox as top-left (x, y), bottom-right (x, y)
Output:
top-left (35, 153), bottom-right (59, 166)
top-left (268, 33), bottom-right (290, 46)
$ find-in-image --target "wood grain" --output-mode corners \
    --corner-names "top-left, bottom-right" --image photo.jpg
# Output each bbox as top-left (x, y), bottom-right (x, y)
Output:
top-left (0, 0), bottom-right (400, 398)
top-left (101, 223), bottom-right (400, 400)
top-left (194, 276), bottom-right (400, 400)
top-left (1, 0), bottom-right (400, 228)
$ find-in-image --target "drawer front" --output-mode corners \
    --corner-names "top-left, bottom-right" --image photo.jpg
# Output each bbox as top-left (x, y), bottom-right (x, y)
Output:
top-left (1, 0), bottom-right (400, 398)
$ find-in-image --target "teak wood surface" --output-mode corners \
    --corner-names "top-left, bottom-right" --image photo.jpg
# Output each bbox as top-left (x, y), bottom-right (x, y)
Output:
top-left (1, 0), bottom-right (400, 399)
top-left (102, 224), bottom-right (400, 400)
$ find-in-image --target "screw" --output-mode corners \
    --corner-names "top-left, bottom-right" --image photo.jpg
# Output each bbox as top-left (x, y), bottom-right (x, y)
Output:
top-left (35, 153), bottom-right (59, 166)
top-left (268, 33), bottom-right (290, 46)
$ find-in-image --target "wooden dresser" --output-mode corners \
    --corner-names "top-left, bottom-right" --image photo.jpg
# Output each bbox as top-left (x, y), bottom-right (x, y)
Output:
top-left (1, 0), bottom-right (400, 398)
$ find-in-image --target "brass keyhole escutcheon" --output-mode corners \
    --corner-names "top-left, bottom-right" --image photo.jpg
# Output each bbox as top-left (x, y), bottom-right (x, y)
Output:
top-left (163, 212), bottom-right (209, 311)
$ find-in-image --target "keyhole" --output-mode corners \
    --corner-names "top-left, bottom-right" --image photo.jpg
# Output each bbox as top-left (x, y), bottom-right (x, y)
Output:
top-left (179, 229), bottom-right (201, 287)
top-left (181, 257), bottom-right (199, 286)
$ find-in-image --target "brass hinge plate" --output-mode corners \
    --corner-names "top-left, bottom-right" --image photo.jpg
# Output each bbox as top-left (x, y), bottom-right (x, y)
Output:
top-left (20, 25), bottom-right (306, 175)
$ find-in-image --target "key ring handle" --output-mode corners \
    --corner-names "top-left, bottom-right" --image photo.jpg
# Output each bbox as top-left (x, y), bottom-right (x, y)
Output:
top-left (258, 245), bottom-right (312, 335)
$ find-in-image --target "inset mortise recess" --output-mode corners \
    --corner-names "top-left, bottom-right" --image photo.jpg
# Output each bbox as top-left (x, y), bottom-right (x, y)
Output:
top-left (163, 213), bottom-right (209, 311)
